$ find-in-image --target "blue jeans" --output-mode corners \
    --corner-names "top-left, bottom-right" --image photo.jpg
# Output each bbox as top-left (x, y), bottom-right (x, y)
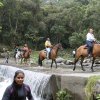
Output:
top-left (46, 47), bottom-right (51, 59)
top-left (86, 40), bottom-right (93, 55)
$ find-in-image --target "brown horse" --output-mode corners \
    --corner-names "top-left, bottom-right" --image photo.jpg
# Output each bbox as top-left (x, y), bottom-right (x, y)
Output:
top-left (73, 43), bottom-right (100, 72)
top-left (21, 49), bottom-right (32, 64)
top-left (38, 43), bottom-right (63, 68)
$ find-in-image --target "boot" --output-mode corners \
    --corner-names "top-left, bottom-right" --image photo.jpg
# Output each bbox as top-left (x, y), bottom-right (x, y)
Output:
top-left (46, 52), bottom-right (49, 59)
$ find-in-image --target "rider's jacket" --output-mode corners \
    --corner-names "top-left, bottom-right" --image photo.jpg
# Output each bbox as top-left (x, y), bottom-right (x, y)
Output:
top-left (45, 40), bottom-right (52, 48)
top-left (86, 32), bottom-right (96, 42)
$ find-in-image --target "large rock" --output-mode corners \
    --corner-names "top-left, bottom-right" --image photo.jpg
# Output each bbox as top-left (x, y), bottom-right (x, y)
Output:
top-left (64, 60), bottom-right (74, 65)
top-left (44, 57), bottom-right (65, 64)
top-left (93, 80), bottom-right (100, 100)
top-left (59, 75), bottom-right (87, 100)
top-left (38, 75), bottom-right (59, 100)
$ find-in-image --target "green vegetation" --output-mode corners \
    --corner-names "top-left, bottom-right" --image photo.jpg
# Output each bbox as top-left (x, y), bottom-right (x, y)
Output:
top-left (85, 76), bottom-right (100, 100)
top-left (96, 94), bottom-right (100, 100)
top-left (56, 89), bottom-right (72, 100)
top-left (31, 51), bottom-right (39, 64)
top-left (31, 49), bottom-right (74, 63)
top-left (0, 0), bottom-right (100, 50)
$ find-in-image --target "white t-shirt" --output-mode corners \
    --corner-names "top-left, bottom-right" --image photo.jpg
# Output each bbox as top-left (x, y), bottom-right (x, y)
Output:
top-left (86, 32), bottom-right (95, 42)
top-left (72, 50), bottom-right (75, 55)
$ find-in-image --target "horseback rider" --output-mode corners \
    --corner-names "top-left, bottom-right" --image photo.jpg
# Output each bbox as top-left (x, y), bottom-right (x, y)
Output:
top-left (45, 38), bottom-right (52, 59)
top-left (22, 44), bottom-right (29, 56)
top-left (22, 43), bottom-right (32, 57)
top-left (86, 28), bottom-right (96, 57)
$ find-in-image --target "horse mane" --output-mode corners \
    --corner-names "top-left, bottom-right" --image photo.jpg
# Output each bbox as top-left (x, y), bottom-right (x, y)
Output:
top-left (52, 43), bottom-right (61, 48)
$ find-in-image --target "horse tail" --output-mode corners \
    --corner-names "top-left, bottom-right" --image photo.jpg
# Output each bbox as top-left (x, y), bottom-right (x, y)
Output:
top-left (74, 49), bottom-right (76, 58)
top-left (72, 49), bottom-right (76, 58)
top-left (38, 54), bottom-right (42, 66)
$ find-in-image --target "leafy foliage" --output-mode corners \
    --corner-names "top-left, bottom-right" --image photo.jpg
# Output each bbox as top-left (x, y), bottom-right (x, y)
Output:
top-left (0, 0), bottom-right (100, 49)
top-left (69, 30), bottom-right (87, 48)
top-left (85, 76), bottom-right (100, 100)
top-left (56, 89), bottom-right (72, 100)
top-left (96, 94), bottom-right (100, 100)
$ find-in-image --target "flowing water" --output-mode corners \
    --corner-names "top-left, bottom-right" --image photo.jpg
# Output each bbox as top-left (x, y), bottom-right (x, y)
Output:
top-left (0, 65), bottom-right (52, 100)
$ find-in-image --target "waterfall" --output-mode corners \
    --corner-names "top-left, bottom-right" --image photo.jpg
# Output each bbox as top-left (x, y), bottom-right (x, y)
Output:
top-left (0, 65), bottom-right (52, 100)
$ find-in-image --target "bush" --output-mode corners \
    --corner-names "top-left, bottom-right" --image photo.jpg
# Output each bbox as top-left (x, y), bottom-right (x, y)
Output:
top-left (96, 94), bottom-right (100, 100)
top-left (85, 76), bottom-right (100, 100)
top-left (69, 30), bottom-right (87, 48)
top-left (56, 89), bottom-right (72, 100)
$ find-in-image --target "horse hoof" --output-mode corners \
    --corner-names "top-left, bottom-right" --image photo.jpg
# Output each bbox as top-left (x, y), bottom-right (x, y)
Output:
top-left (91, 69), bottom-right (94, 72)
top-left (82, 69), bottom-right (85, 71)
top-left (73, 68), bottom-right (75, 71)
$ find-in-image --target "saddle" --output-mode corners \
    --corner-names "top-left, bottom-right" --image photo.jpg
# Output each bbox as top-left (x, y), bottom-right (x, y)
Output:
top-left (84, 45), bottom-right (88, 49)
top-left (44, 49), bottom-right (51, 59)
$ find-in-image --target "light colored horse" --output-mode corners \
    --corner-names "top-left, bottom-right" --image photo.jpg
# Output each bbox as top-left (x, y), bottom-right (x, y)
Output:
top-left (15, 50), bottom-right (22, 64)
top-left (73, 43), bottom-right (100, 72)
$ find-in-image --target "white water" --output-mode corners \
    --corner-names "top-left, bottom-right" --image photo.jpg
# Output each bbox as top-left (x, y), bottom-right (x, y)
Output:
top-left (0, 65), bottom-right (51, 100)
top-left (0, 78), bottom-right (11, 100)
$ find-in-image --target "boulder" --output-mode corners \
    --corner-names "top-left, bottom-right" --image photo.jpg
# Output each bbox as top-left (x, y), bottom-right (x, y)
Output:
top-left (93, 80), bottom-right (100, 100)
top-left (64, 60), bottom-right (74, 65)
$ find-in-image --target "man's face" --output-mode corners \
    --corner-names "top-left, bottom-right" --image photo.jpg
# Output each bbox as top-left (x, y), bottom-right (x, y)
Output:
top-left (90, 29), bottom-right (93, 33)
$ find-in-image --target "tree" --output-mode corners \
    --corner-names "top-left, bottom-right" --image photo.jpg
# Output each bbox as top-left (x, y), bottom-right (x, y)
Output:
top-left (69, 30), bottom-right (87, 48)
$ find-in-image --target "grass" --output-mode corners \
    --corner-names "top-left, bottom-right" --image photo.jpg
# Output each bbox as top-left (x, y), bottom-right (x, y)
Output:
top-left (85, 76), bottom-right (100, 100)
top-left (58, 49), bottom-right (74, 60)
top-left (30, 51), bottom-right (39, 63)
top-left (30, 49), bottom-right (74, 64)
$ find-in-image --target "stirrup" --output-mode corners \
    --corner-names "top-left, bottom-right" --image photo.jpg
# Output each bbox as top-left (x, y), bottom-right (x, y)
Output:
top-left (88, 54), bottom-right (92, 58)
top-left (46, 57), bottom-right (49, 59)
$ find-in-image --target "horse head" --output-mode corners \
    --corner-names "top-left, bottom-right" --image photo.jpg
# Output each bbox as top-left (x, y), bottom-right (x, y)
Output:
top-left (57, 43), bottom-right (63, 50)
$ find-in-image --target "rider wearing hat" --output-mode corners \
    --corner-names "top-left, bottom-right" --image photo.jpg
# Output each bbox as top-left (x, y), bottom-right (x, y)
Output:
top-left (45, 38), bottom-right (52, 59)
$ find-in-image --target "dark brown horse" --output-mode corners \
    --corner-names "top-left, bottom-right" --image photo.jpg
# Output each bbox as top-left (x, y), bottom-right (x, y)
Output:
top-left (21, 49), bottom-right (32, 64)
top-left (73, 44), bottom-right (100, 72)
top-left (38, 43), bottom-right (63, 68)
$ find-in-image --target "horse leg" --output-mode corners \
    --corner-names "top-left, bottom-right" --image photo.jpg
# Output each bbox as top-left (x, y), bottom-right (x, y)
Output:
top-left (73, 58), bottom-right (79, 71)
top-left (80, 57), bottom-right (85, 71)
top-left (38, 56), bottom-right (42, 66)
top-left (24, 58), bottom-right (27, 65)
top-left (91, 57), bottom-right (95, 72)
top-left (16, 58), bottom-right (18, 64)
top-left (21, 57), bottom-right (23, 64)
top-left (54, 59), bottom-right (57, 68)
top-left (51, 60), bottom-right (53, 68)
top-left (39, 60), bottom-right (42, 66)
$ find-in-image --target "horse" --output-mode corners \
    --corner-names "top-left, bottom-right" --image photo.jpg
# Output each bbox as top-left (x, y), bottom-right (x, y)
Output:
top-left (73, 43), bottom-right (100, 72)
top-left (21, 49), bottom-right (32, 64)
top-left (15, 49), bottom-right (31, 65)
top-left (38, 43), bottom-right (63, 68)
top-left (15, 50), bottom-right (22, 64)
